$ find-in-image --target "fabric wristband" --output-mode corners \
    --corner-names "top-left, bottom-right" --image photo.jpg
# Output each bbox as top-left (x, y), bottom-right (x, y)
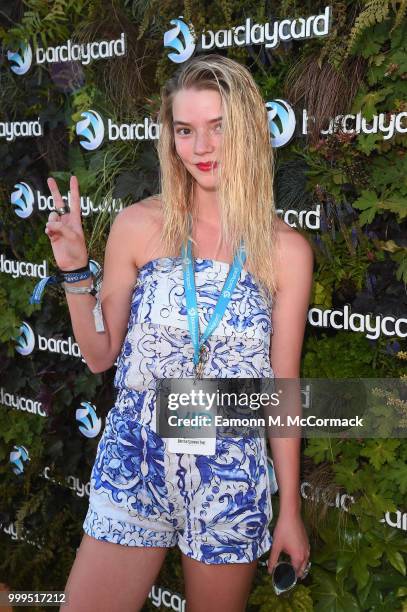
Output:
top-left (29, 260), bottom-right (92, 305)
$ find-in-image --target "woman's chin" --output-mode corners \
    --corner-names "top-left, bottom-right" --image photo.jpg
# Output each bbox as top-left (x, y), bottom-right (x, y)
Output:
top-left (196, 179), bottom-right (219, 191)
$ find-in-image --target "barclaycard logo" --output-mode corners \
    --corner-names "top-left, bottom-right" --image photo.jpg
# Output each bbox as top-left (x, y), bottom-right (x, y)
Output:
top-left (301, 481), bottom-right (354, 512)
top-left (0, 386), bottom-right (47, 417)
top-left (268, 102), bottom-right (407, 146)
top-left (10, 182), bottom-right (123, 217)
top-left (165, 8), bottom-right (331, 62)
top-left (0, 118), bottom-right (42, 141)
top-left (276, 205), bottom-right (321, 230)
top-left (308, 305), bottom-right (407, 340)
top-left (164, 18), bottom-right (195, 63)
top-left (381, 510), bottom-right (407, 532)
top-left (75, 401), bottom-right (102, 438)
top-left (9, 445), bottom-right (30, 475)
top-left (7, 34), bottom-right (126, 74)
top-left (42, 466), bottom-right (90, 498)
top-left (2, 521), bottom-right (42, 547)
top-left (266, 100), bottom-right (296, 147)
top-left (14, 320), bottom-right (85, 361)
top-left (11, 182), bottom-right (35, 218)
top-left (0, 253), bottom-right (47, 279)
top-left (149, 586), bottom-right (185, 611)
top-left (15, 321), bottom-right (35, 356)
top-left (75, 110), bottom-right (160, 149)
top-left (76, 110), bottom-right (105, 151)
top-left (303, 108), bottom-right (407, 141)
top-left (7, 42), bottom-right (33, 75)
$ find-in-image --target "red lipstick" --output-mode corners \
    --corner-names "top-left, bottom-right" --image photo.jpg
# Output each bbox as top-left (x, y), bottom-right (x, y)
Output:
top-left (196, 161), bottom-right (218, 172)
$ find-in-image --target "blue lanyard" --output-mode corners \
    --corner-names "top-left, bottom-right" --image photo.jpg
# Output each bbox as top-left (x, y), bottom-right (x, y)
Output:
top-left (181, 238), bottom-right (246, 366)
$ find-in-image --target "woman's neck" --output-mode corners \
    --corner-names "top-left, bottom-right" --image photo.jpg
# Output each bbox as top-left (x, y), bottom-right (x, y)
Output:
top-left (192, 186), bottom-right (221, 226)
top-left (190, 211), bottom-right (230, 262)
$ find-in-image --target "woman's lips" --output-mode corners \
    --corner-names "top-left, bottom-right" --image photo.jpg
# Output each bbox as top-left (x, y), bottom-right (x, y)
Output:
top-left (196, 161), bottom-right (218, 172)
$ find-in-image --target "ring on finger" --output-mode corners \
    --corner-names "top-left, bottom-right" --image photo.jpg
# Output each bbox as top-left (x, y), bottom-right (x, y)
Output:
top-left (56, 206), bottom-right (69, 216)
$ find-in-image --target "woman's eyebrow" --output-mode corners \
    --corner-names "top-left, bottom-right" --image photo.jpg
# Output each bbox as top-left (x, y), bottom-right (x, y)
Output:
top-left (173, 116), bottom-right (223, 126)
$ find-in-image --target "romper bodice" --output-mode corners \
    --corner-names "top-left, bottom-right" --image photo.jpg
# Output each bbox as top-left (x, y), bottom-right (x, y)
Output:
top-left (112, 257), bottom-right (274, 427)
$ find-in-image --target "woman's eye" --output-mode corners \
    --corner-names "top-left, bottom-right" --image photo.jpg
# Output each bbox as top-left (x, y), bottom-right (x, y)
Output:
top-left (175, 124), bottom-right (222, 135)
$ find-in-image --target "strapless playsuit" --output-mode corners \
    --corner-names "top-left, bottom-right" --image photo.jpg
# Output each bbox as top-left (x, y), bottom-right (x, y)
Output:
top-left (83, 256), bottom-right (275, 564)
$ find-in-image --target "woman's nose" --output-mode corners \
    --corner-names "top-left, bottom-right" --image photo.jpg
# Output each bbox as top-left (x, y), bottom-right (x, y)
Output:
top-left (193, 129), bottom-right (214, 154)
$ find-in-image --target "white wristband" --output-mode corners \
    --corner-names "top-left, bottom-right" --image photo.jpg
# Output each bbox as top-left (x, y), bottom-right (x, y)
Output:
top-left (63, 282), bottom-right (105, 332)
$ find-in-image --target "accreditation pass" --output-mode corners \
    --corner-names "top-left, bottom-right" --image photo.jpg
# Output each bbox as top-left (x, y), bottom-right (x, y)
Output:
top-left (167, 413), bottom-right (216, 455)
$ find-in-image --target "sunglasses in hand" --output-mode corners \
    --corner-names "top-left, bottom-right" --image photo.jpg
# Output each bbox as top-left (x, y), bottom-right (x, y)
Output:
top-left (258, 558), bottom-right (311, 596)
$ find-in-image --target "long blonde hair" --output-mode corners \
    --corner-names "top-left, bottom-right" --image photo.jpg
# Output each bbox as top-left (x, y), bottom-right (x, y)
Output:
top-left (154, 53), bottom-right (279, 301)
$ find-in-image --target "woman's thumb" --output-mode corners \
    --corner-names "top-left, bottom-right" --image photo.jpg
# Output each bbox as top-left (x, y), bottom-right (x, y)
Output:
top-left (268, 543), bottom-right (281, 573)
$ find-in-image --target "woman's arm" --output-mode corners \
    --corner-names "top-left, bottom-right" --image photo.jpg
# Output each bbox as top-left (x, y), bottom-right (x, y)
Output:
top-left (267, 221), bottom-right (314, 573)
top-left (63, 206), bottom-right (137, 373)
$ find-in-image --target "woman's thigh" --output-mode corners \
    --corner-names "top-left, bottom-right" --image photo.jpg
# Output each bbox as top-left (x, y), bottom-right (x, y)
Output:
top-left (61, 534), bottom-right (169, 612)
top-left (181, 553), bottom-right (258, 612)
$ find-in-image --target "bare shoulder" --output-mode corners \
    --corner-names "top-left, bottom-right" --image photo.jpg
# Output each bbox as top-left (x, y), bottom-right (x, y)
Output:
top-left (116, 194), bottom-right (163, 226)
top-left (275, 216), bottom-right (314, 259)
top-left (274, 217), bottom-right (314, 287)
top-left (110, 195), bottom-right (164, 267)
top-left (111, 194), bottom-right (163, 243)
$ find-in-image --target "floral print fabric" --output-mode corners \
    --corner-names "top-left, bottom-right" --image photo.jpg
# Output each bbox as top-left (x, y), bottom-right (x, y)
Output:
top-left (83, 257), bottom-right (275, 563)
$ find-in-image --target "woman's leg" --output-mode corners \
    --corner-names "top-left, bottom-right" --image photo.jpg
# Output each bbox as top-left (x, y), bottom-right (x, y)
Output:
top-left (61, 534), bottom-right (169, 612)
top-left (181, 554), bottom-right (258, 612)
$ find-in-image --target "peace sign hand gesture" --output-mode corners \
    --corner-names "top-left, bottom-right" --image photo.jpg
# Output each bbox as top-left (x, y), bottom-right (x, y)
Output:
top-left (45, 175), bottom-right (89, 272)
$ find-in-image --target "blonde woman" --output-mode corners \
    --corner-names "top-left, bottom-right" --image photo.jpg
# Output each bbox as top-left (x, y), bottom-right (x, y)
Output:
top-left (46, 54), bottom-right (313, 611)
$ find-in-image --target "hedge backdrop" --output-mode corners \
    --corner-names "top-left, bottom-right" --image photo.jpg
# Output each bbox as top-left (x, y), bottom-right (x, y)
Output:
top-left (0, 1), bottom-right (406, 611)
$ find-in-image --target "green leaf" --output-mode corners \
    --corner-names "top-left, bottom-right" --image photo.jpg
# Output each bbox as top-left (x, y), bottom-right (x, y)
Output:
top-left (333, 462), bottom-right (364, 493)
top-left (385, 463), bottom-right (407, 494)
top-left (396, 587), bottom-right (407, 597)
top-left (352, 190), bottom-right (407, 224)
top-left (312, 567), bottom-right (360, 611)
top-left (360, 440), bottom-right (400, 470)
top-left (350, 542), bottom-right (382, 591)
top-left (394, 254), bottom-right (407, 284)
top-left (386, 550), bottom-right (406, 576)
top-left (356, 133), bottom-right (383, 155)
top-left (304, 438), bottom-right (335, 463)
top-left (358, 91), bottom-right (387, 119)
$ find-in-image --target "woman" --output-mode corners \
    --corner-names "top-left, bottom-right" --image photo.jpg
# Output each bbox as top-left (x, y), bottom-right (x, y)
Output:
top-left (46, 54), bottom-right (313, 612)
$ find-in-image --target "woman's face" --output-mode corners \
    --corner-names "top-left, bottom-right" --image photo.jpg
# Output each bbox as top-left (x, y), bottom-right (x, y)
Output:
top-left (172, 87), bottom-right (223, 188)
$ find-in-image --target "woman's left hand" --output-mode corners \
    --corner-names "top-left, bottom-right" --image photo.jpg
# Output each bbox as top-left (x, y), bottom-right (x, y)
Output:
top-left (267, 513), bottom-right (310, 578)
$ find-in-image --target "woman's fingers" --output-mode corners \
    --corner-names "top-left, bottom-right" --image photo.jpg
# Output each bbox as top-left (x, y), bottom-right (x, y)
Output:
top-left (268, 542), bottom-right (281, 573)
top-left (48, 211), bottom-right (60, 222)
top-left (47, 177), bottom-right (65, 209)
top-left (69, 175), bottom-right (81, 219)
top-left (45, 219), bottom-right (75, 240)
top-left (47, 176), bottom-right (83, 226)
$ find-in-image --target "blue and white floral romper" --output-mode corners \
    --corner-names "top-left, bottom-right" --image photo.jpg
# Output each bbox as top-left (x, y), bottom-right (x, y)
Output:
top-left (83, 256), bottom-right (275, 564)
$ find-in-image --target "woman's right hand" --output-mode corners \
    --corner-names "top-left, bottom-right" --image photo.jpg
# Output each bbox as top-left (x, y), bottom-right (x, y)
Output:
top-left (45, 175), bottom-right (89, 271)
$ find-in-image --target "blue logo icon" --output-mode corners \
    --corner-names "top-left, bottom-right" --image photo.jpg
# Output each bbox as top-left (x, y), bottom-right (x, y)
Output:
top-left (266, 100), bottom-right (296, 148)
top-left (267, 456), bottom-right (279, 494)
top-left (76, 402), bottom-right (102, 438)
top-left (7, 42), bottom-right (32, 75)
top-left (15, 322), bottom-right (35, 356)
top-left (164, 18), bottom-right (195, 63)
top-left (89, 259), bottom-right (101, 277)
top-left (10, 445), bottom-right (30, 474)
top-left (11, 182), bottom-right (34, 218)
top-left (76, 110), bottom-right (105, 150)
